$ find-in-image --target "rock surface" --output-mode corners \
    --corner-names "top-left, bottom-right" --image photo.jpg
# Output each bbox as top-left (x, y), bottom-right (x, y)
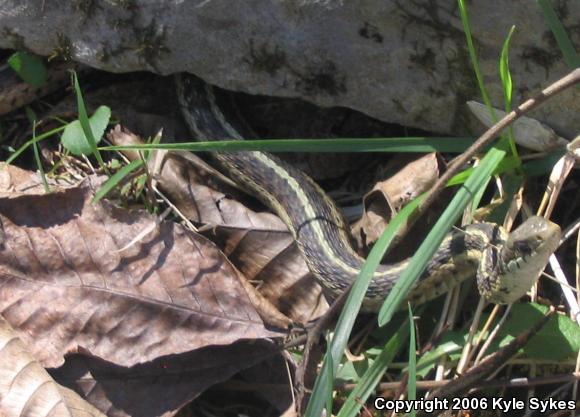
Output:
top-left (0, 0), bottom-right (578, 138)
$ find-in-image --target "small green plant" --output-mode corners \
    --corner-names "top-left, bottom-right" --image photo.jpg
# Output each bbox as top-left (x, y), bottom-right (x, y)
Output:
top-left (69, 72), bottom-right (110, 174)
top-left (61, 104), bottom-right (111, 156)
top-left (7, 51), bottom-right (47, 87)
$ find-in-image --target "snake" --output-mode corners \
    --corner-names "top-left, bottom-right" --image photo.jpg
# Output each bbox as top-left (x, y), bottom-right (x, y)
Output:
top-left (0, 62), bottom-right (562, 310)
top-left (175, 74), bottom-right (561, 309)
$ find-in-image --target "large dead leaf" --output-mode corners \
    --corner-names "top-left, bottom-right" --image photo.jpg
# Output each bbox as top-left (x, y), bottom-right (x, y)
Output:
top-left (0, 166), bottom-right (283, 369)
top-left (0, 315), bottom-right (105, 417)
top-left (106, 132), bottom-right (448, 323)
top-left (108, 128), bottom-right (327, 323)
top-left (48, 340), bottom-right (279, 417)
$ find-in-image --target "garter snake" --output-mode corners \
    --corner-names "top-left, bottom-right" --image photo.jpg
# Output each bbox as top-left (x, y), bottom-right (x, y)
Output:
top-left (175, 74), bottom-right (561, 309)
top-left (0, 63), bottom-right (561, 309)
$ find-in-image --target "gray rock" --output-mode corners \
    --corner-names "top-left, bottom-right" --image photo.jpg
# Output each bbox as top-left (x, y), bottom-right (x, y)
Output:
top-left (1, 0), bottom-right (578, 138)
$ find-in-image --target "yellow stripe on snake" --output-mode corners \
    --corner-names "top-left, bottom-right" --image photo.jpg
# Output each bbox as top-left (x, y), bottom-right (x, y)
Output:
top-left (1, 61), bottom-right (558, 310)
top-left (175, 74), bottom-right (561, 310)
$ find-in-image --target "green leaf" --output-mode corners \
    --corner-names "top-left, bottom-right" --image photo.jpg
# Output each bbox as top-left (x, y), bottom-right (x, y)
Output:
top-left (336, 356), bottom-right (375, 384)
top-left (413, 332), bottom-right (464, 378)
top-left (498, 25), bottom-right (520, 162)
top-left (24, 107), bottom-right (38, 124)
top-left (93, 159), bottom-right (144, 203)
top-left (61, 105), bottom-right (111, 156)
top-left (7, 51), bottom-right (47, 88)
top-left (492, 303), bottom-right (580, 361)
top-left (447, 155), bottom-right (521, 186)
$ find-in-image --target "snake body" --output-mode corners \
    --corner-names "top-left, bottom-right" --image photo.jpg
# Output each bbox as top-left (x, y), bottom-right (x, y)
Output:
top-left (176, 74), bottom-right (561, 310)
top-left (0, 62), bottom-right (560, 309)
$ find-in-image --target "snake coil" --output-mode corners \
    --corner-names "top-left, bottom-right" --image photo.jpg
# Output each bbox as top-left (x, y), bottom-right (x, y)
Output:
top-left (176, 74), bottom-right (561, 309)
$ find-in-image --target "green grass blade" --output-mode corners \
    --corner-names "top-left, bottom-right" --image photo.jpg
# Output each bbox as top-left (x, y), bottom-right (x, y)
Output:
top-left (378, 147), bottom-right (506, 326)
top-left (458, 0), bottom-right (494, 114)
top-left (469, 173), bottom-right (492, 219)
top-left (499, 26), bottom-right (516, 110)
top-left (5, 125), bottom-right (67, 165)
top-left (336, 321), bottom-right (409, 417)
top-left (324, 343), bottom-right (335, 417)
top-left (447, 155), bottom-right (516, 186)
top-left (28, 115), bottom-right (49, 193)
top-left (101, 136), bottom-right (475, 154)
top-left (304, 195), bottom-right (424, 417)
top-left (537, 0), bottom-right (580, 68)
top-left (72, 72), bottom-right (109, 174)
top-left (499, 25), bottom-right (520, 162)
top-left (92, 159), bottom-right (144, 203)
top-left (408, 304), bottom-right (417, 417)
top-left (458, 0), bottom-right (517, 161)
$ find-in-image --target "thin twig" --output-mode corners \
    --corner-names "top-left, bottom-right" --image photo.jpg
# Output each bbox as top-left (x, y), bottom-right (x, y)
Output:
top-left (336, 372), bottom-right (580, 392)
top-left (393, 68), bottom-right (580, 244)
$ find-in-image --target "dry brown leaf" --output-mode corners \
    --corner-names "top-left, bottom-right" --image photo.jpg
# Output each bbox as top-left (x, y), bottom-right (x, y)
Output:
top-left (0, 315), bottom-right (105, 417)
top-left (0, 166), bottom-right (283, 369)
top-left (0, 162), bottom-right (78, 195)
top-left (352, 153), bottom-right (441, 248)
top-left (48, 340), bottom-right (279, 417)
top-left (108, 129), bottom-right (327, 323)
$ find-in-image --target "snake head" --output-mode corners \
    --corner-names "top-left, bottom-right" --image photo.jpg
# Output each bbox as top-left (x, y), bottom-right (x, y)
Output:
top-left (505, 216), bottom-right (561, 259)
top-left (480, 216), bottom-right (561, 304)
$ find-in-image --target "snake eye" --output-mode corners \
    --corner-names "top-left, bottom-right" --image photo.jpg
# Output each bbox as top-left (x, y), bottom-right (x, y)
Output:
top-left (513, 240), bottom-right (533, 255)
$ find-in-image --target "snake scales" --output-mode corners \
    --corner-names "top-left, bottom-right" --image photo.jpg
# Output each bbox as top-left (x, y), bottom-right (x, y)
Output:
top-left (0, 62), bottom-right (561, 310)
top-left (175, 74), bottom-right (561, 310)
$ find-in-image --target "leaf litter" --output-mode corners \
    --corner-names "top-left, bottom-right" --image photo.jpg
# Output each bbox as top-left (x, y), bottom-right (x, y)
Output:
top-left (0, 164), bottom-right (288, 416)
top-left (108, 127), bottom-right (327, 323)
